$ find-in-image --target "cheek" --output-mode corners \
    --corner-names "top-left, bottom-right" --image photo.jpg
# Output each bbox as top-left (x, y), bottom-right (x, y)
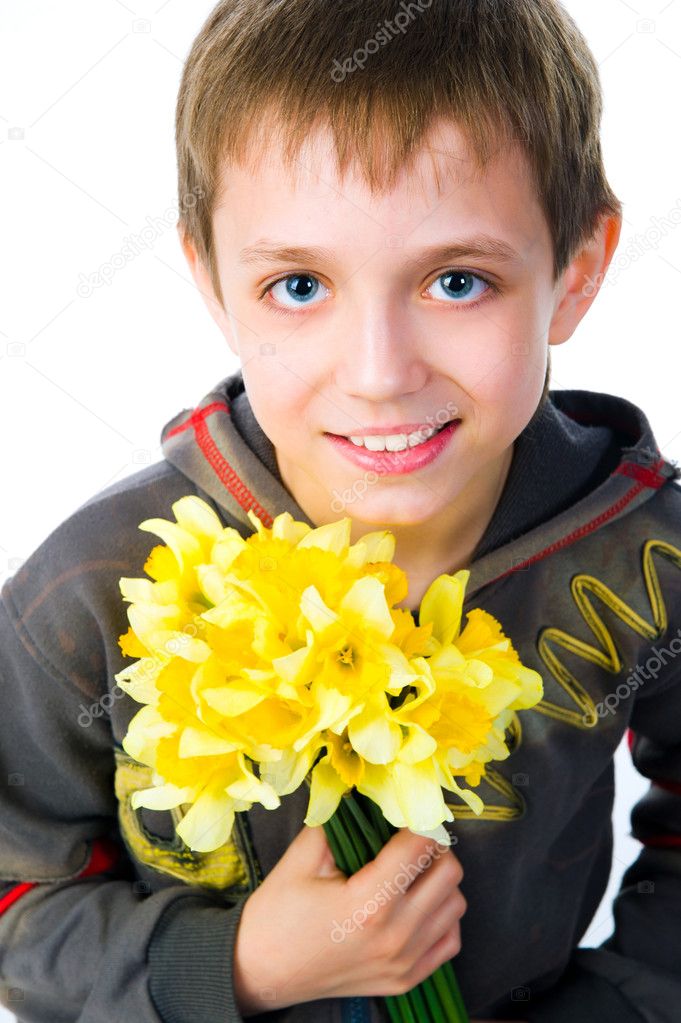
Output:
top-left (240, 370), bottom-right (308, 439)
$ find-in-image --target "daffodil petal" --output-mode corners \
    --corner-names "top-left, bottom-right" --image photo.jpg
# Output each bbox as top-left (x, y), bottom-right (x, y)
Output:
top-left (297, 518), bottom-right (351, 556)
top-left (122, 705), bottom-right (176, 763)
top-left (293, 684), bottom-right (352, 751)
top-left (172, 495), bottom-right (225, 545)
top-left (340, 576), bottom-right (395, 639)
top-left (202, 684), bottom-right (266, 717)
top-left (272, 642), bottom-right (315, 685)
top-left (260, 741), bottom-right (323, 796)
top-left (119, 577), bottom-right (158, 604)
top-left (131, 782), bottom-right (195, 810)
top-left (357, 763), bottom-right (406, 829)
top-left (396, 723), bottom-right (438, 764)
top-left (195, 563), bottom-right (228, 606)
top-left (346, 530), bottom-right (395, 568)
top-left (393, 759), bottom-right (453, 831)
top-left (177, 723), bottom-right (240, 757)
top-left (226, 773), bottom-right (280, 810)
top-left (299, 585), bottom-right (337, 635)
top-left (138, 519), bottom-right (203, 574)
top-left (419, 571), bottom-right (469, 647)
top-left (115, 657), bottom-right (163, 704)
top-left (348, 704), bottom-right (402, 765)
top-left (175, 788), bottom-right (235, 851)
top-left (272, 511), bottom-right (311, 545)
top-left (304, 756), bottom-right (349, 825)
top-left (409, 823), bottom-right (452, 847)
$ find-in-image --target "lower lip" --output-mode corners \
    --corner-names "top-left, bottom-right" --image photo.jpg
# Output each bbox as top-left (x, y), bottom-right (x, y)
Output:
top-left (324, 420), bottom-right (460, 476)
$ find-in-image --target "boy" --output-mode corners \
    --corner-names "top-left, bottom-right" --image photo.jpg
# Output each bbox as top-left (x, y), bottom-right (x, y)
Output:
top-left (1, 1), bottom-right (680, 1022)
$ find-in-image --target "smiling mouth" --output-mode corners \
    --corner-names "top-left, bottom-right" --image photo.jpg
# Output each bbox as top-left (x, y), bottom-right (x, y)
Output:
top-left (327, 418), bottom-right (459, 452)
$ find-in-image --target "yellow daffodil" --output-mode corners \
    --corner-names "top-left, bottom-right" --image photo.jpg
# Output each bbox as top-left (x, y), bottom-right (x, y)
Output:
top-left (116, 496), bottom-right (544, 853)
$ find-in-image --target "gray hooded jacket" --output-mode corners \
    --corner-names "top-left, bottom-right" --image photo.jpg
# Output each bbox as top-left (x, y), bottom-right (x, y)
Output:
top-left (1, 368), bottom-right (680, 1023)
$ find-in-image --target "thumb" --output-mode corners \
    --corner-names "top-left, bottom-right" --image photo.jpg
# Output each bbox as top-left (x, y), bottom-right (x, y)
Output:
top-left (279, 822), bottom-right (347, 881)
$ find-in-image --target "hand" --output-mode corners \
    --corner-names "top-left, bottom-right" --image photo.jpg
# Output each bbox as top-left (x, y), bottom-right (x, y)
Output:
top-left (233, 823), bottom-right (467, 1014)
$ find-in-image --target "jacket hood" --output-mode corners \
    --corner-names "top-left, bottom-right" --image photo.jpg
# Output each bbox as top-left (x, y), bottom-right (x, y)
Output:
top-left (160, 368), bottom-right (681, 603)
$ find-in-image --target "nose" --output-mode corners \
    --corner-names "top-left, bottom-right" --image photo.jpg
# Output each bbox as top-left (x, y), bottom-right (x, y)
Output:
top-left (334, 302), bottom-right (428, 402)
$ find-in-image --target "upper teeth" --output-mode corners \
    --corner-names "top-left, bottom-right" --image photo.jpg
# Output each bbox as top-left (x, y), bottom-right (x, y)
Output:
top-left (347, 423), bottom-right (445, 451)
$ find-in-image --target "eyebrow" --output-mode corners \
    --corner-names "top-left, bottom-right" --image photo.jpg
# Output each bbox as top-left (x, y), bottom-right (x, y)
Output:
top-left (237, 234), bottom-right (522, 268)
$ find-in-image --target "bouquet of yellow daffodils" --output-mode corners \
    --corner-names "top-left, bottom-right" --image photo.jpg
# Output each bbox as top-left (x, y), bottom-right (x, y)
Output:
top-left (115, 495), bottom-right (543, 1023)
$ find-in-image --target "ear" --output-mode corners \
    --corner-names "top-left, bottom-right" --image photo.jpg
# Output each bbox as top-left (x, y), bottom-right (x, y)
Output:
top-left (548, 212), bottom-right (622, 346)
top-left (176, 223), bottom-right (238, 355)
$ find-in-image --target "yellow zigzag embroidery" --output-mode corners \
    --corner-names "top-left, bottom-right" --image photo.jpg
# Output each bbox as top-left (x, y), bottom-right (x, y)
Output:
top-left (534, 538), bottom-right (681, 728)
top-left (445, 712), bottom-right (526, 820)
top-left (113, 747), bottom-right (249, 891)
top-left (447, 538), bottom-right (681, 821)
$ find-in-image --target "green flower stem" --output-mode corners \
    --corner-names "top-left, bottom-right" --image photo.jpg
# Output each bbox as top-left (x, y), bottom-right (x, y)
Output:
top-left (324, 809), bottom-right (409, 1023)
top-left (430, 960), bottom-right (468, 1020)
top-left (333, 793), bottom-right (466, 1018)
top-left (326, 828), bottom-right (349, 873)
top-left (323, 791), bottom-right (468, 1023)
top-left (334, 803), bottom-right (415, 1023)
top-left (323, 814), bottom-right (356, 874)
top-left (351, 794), bottom-right (466, 1022)
top-left (406, 982), bottom-right (431, 1020)
top-left (434, 959), bottom-right (469, 1019)
top-left (329, 797), bottom-right (443, 1023)
top-left (342, 793), bottom-right (383, 854)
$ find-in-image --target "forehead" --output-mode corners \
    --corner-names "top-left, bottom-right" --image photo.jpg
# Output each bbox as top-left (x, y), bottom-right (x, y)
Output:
top-left (212, 116), bottom-right (548, 259)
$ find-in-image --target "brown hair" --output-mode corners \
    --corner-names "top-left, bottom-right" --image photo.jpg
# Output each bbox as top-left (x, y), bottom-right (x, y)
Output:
top-left (175, 0), bottom-right (623, 406)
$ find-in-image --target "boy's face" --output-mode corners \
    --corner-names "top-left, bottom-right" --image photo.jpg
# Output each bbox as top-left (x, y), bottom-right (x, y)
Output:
top-left (182, 117), bottom-right (617, 537)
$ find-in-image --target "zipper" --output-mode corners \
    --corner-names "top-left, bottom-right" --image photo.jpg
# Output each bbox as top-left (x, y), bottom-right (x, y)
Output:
top-left (341, 996), bottom-right (372, 1023)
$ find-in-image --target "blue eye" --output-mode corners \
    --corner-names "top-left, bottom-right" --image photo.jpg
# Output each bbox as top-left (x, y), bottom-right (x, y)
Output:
top-left (262, 267), bottom-right (496, 317)
top-left (428, 270), bottom-right (490, 303)
top-left (268, 274), bottom-right (327, 309)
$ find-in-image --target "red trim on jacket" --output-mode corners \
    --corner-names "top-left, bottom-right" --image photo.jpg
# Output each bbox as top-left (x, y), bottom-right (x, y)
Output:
top-left (489, 459), bottom-right (668, 582)
top-left (166, 400), bottom-right (274, 528)
top-left (641, 835), bottom-right (681, 849)
top-left (652, 778), bottom-right (681, 797)
top-left (0, 837), bottom-right (121, 918)
top-left (613, 460), bottom-right (669, 489)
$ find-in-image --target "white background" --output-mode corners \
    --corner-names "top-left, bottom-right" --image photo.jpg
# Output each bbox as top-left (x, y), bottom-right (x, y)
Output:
top-left (1, 0), bottom-right (680, 1019)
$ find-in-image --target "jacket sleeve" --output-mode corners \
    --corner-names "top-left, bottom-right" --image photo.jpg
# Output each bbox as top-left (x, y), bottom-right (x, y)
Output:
top-left (525, 666), bottom-right (681, 1023)
top-left (0, 567), bottom-right (290, 1023)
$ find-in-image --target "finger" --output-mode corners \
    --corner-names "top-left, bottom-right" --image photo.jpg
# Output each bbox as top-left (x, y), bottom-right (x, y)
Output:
top-left (355, 828), bottom-right (448, 899)
top-left (397, 887), bottom-right (466, 965)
